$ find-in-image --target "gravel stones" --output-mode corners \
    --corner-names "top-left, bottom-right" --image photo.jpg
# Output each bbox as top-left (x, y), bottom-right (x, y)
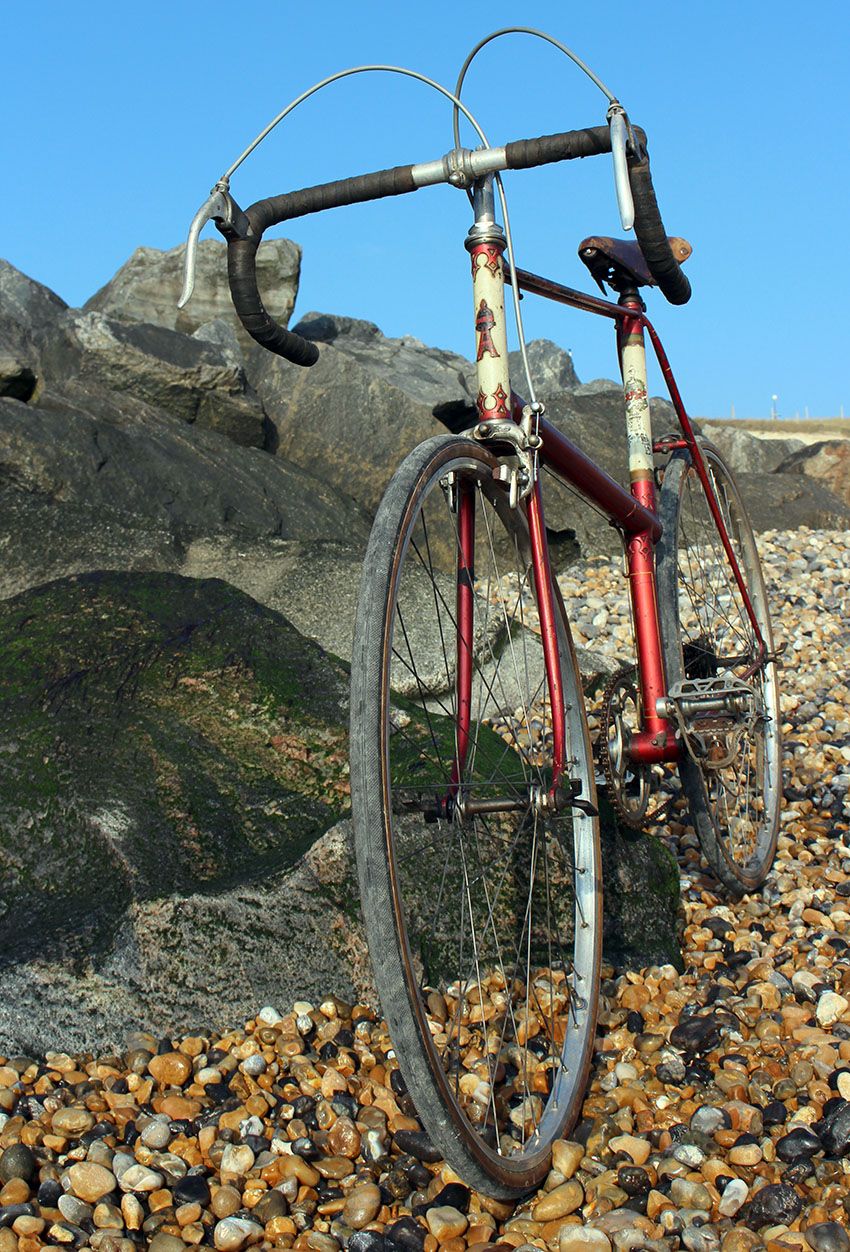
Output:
top-left (531, 1179), bottom-right (583, 1220)
top-left (775, 1126), bottom-right (823, 1162)
top-left (744, 1181), bottom-right (804, 1229)
top-left (669, 1013), bottom-right (724, 1054)
top-left (218, 1143), bottom-right (255, 1182)
top-left (0, 1144), bottom-right (36, 1183)
top-left (343, 1182), bottom-right (382, 1229)
top-left (65, 1162), bottom-right (116, 1203)
top-left (50, 1108), bottom-right (95, 1137)
top-left (806, 1224), bottom-right (850, 1252)
top-left (817, 991), bottom-right (849, 1027)
top-left (819, 1101), bottom-right (850, 1155)
top-left (559, 1232), bottom-right (612, 1252)
top-left (173, 1173), bottom-right (211, 1207)
top-left (552, 1140), bottom-right (584, 1179)
top-left (425, 1205), bottom-right (468, 1241)
top-left (213, 1216), bottom-right (264, 1250)
top-left (717, 1178), bottom-right (748, 1217)
top-left (148, 1051), bottom-right (193, 1087)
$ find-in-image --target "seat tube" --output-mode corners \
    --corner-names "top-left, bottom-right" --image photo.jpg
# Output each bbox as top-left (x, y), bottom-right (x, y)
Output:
top-left (618, 294), bottom-right (674, 757)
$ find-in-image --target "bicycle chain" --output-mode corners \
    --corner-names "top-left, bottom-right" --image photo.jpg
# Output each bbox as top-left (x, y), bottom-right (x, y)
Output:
top-left (596, 664), bottom-right (673, 831)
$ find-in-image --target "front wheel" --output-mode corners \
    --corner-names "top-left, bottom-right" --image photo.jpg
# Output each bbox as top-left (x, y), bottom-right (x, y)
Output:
top-left (350, 435), bottom-right (601, 1198)
top-left (657, 440), bottom-right (781, 895)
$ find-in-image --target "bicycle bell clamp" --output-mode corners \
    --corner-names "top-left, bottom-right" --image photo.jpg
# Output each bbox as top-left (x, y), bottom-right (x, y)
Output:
top-left (177, 181), bottom-right (251, 309)
top-left (473, 403), bottom-right (544, 508)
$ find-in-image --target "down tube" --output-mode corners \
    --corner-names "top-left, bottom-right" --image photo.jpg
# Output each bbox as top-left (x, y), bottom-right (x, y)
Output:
top-left (526, 479), bottom-right (566, 790)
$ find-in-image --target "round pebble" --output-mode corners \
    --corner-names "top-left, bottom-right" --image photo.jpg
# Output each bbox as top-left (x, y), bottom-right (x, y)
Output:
top-left (0, 1144), bottom-right (37, 1183)
top-left (66, 1162), bottom-right (116, 1204)
top-left (343, 1182), bottom-right (382, 1230)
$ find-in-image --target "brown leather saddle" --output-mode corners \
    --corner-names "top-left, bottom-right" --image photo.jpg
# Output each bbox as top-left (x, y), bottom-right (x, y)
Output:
top-left (579, 235), bottom-right (692, 293)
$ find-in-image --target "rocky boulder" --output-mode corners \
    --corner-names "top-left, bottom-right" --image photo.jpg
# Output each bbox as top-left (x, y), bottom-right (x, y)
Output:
top-left (0, 571), bottom-right (358, 1052)
top-left (0, 392), bottom-right (371, 601)
top-left (43, 311), bottom-right (270, 447)
top-left (507, 338), bottom-right (580, 397)
top-left (775, 439), bottom-right (850, 508)
top-left (254, 311), bottom-right (477, 513)
top-left (84, 238), bottom-right (301, 341)
top-left (0, 259), bottom-right (74, 401)
top-left (733, 468), bottom-right (850, 532)
top-left (537, 381), bottom-right (674, 560)
top-left (701, 423), bottom-right (805, 475)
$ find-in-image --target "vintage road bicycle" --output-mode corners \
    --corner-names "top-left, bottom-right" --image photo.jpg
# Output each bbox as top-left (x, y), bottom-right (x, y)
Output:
top-left (180, 29), bottom-right (782, 1198)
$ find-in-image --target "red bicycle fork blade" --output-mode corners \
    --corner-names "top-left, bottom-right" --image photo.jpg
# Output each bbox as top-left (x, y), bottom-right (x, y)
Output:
top-left (451, 475), bottom-right (475, 789)
top-left (527, 478), bottom-right (566, 792)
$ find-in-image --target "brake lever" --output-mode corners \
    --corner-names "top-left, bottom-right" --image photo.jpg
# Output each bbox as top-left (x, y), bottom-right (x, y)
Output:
top-left (607, 104), bottom-right (635, 232)
top-left (177, 182), bottom-right (251, 309)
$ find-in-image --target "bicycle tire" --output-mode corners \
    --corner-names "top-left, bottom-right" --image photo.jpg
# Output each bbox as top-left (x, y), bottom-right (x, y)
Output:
top-left (350, 434), bottom-right (601, 1198)
top-left (656, 440), bottom-right (782, 896)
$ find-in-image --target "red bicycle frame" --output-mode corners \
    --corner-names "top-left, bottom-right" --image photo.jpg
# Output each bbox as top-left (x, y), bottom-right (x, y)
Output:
top-left (454, 204), bottom-right (767, 800)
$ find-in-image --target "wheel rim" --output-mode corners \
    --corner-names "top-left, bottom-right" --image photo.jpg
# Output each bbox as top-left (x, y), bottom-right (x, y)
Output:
top-left (671, 450), bottom-right (781, 883)
top-left (379, 448), bottom-right (599, 1178)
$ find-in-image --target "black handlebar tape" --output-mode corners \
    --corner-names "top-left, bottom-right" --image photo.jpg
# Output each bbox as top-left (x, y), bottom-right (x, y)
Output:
top-left (227, 237), bottom-right (320, 365)
top-left (504, 125), bottom-right (613, 169)
top-left (224, 162), bottom-right (417, 367)
top-left (627, 149), bottom-right (692, 306)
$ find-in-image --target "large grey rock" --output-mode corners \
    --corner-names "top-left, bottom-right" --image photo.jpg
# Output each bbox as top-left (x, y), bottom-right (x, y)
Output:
top-left (0, 257), bottom-right (70, 339)
top-left (181, 539), bottom-right (367, 666)
top-left (0, 392), bottom-right (370, 600)
top-left (734, 468), bottom-right (850, 531)
top-left (0, 259), bottom-right (73, 400)
top-left (181, 535), bottom-right (618, 692)
top-left (0, 571), bottom-right (364, 1052)
top-left (774, 439), bottom-right (850, 508)
top-left (0, 343), bottom-right (37, 402)
top-left (459, 338), bottom-right (580, 407)
top-left (598, 793), bottom-right (681, 969)
top-left (0, 826), bottom-right (373, 1056)
top-left (43, 310), bottom-right (269, 447)
top-left (702, 423), bottom-right (805, 475)
top-left (508, 337), bottom-right (580, 395)
top-left (84, 238), bottom-right (301, 340)
top-left (255, 311), bottom-right (477, 512)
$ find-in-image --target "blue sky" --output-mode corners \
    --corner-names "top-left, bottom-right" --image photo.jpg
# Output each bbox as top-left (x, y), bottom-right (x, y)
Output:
top-left (4, 1), bottom-right (847, 419)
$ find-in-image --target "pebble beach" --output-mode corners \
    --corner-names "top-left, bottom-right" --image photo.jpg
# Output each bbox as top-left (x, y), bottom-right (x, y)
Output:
top-left (1, 528), bottom-right (850, 1252)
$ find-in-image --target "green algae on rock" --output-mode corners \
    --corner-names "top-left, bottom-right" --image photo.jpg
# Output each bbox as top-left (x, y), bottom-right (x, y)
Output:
top-left (0, 569), bottom-right (350, 963)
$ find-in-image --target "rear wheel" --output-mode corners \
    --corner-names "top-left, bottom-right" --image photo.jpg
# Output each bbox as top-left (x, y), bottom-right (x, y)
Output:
top-left (350, 435), bottom-right (601, 1198)
top-left (657, 440), bottom-right (781, 895)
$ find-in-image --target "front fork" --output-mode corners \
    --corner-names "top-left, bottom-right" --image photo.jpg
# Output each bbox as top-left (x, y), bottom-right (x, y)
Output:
top-left (452, 176), bottom-right (569, 799)
top-left (452, 476), bottom-right (475, 791)
top-left (451, 468), bottom-right (569, 797)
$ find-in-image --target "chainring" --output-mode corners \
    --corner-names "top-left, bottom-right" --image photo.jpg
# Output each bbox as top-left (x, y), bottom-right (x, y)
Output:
top-left (597, 665), bottom-right (672, 831)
